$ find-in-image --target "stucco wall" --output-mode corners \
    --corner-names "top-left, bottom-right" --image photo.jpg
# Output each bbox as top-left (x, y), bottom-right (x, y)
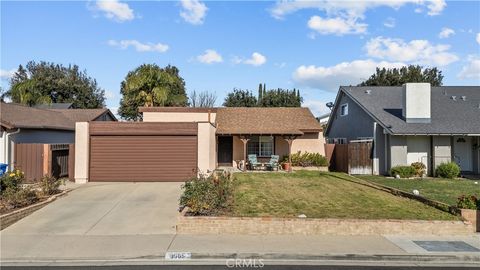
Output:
top-left (143, 112), bottom-right (216, 123)
top-left (432, 136), bottom-right (452, 172)
top-left (390, 136), bottom-right (407, 168)
top-left (232, 136), bottom-right (244, 167)
top-left (326, 93), bottom-right (374, 142)
top-left (406, 136), bottom-right (431, 175)
top-left (291, 133), bottom-right (325, 156)
top-left (74, 122), bottom-right (89, 184)
top-left (197, 123), bottom-right (216, 174)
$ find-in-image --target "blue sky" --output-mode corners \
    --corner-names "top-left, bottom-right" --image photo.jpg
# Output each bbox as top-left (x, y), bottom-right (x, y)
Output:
top-left (1, 0), bottom-right (479, 117)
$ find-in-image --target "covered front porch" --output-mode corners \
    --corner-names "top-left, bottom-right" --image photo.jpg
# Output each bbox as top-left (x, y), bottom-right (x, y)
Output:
top-left (217, 134), bottom-right (299, 171)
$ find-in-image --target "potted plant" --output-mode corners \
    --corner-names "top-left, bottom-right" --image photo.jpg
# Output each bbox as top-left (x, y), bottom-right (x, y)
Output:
top-left (282, 162), bottom-right (291, 172)
top-left (457, 195), bottom-right (479, 232)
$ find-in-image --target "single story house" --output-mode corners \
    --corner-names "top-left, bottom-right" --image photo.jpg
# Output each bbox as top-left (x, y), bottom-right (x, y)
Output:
top-left (0, 102), bottom-right (116, 181)
top-left (325, 83), bottom-right (480, 176)
top-left (74, 107), bottom-right (325, 183)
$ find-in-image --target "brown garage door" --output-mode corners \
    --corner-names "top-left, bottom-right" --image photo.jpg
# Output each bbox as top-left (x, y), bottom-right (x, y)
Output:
top-left (89, 122), bottom-right (198, 182)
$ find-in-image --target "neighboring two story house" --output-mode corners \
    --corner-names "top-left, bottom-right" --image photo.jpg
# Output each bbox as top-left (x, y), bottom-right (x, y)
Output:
top-left (325, 83), bottom-right (480, 176)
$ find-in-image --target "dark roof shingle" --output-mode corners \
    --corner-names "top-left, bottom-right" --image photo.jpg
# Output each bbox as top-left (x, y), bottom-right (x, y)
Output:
top-left (341, 86), bottom-right (480, 135)
top-left (1, 103), bottom-right (115, 130)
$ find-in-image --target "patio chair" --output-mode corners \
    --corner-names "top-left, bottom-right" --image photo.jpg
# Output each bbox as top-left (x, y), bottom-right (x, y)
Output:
top-left (266, 155), bottom-right (280, 171)
top-left (247, 154), bottom-right (261, 170)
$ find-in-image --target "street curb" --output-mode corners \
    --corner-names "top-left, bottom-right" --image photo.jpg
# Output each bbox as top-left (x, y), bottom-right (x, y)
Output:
top-left (185, 252), bottom-right (480, 262)
top-left (2, 252), bottom-right (479, 266)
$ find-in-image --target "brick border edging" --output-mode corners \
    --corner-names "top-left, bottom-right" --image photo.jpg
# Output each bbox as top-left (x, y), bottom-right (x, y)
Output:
top-left (0, 189), bottom-right (70, 230)
top-left (177, 208), bottom-right (475, 235)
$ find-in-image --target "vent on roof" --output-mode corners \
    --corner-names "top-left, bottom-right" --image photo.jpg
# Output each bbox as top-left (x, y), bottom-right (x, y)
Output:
top-left (461, 96), bottom-right (467, 101)
top-left (451, 96), bottom-right (457, 101)
top-left (365, 89), bottom-right (372, 95)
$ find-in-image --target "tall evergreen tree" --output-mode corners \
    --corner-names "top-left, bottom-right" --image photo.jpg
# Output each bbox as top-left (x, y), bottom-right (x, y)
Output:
top-left (258, 83), bottom-right (263, 103)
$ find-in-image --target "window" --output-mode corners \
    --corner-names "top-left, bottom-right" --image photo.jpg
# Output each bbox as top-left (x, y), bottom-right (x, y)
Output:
top-left (340, 103), bottom-right (348, 116)
top-left (327, 138), bottom-right (347, 144)
top-left (247, 136), bottom-right (274, 157)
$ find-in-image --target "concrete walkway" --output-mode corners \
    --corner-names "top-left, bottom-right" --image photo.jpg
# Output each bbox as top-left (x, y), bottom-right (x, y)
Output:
top-left (1, 182), bottom-right (479, 266)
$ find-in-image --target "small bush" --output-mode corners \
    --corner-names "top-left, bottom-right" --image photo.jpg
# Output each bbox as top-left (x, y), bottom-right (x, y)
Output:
top-left (390, 166), bottom-right (415, 178)
top-left (39, 175), bottom-right (62, 196)
top-left (457, 195), bottom-right (478, 210)
top-left (180, 172), bottom-right (233, 216)
top-left (435, 162), bottom-right (460, 179)
top-left (0, 170), bottom-right (25, 193)
top-left (2, 186), bottom-right (38, 208)
top-left (411, 162), bottom-right (426, 177)
top-left (283, 151), bottom-right (328, 167)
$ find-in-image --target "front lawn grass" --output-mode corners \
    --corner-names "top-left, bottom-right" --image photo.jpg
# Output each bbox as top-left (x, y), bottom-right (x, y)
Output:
top-left (229, 171), bottom-right (457, 220)
top-left (356, 175), bottom-right (480, 206)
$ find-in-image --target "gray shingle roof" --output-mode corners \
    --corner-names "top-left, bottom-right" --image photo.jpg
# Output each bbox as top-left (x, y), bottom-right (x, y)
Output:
top-left (341, 86), bottom-right (480, 135)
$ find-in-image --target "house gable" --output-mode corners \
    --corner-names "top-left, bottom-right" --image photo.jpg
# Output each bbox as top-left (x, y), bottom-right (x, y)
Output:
top-left (326, 90), bottom-right (376, 142)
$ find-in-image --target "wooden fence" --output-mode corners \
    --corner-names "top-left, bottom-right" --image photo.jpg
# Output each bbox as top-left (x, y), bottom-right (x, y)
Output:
top-left (325, 142), bottom-right (373, 175)
top-left (13, 143), bottom-right (74, 182)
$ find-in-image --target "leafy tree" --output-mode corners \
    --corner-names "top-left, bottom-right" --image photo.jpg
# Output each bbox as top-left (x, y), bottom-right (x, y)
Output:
top-left (259, 88), bottom-right (302, 107)
top-left (6, 61), bottom-right (105, 108)
top-left (189, 90), bottom-right (217, 108)
top-left (223, 89), bottom-right (257, 107)
top-left (118, 64), bottom-right (188, 120)
top-left (358, 65), bottom-right (443, 86)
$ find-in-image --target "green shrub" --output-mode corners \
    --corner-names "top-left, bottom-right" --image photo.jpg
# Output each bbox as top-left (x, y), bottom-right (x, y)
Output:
top-left (390, 166), bottom-right (415, 178)
top-left (457, 195), bottom-right (478, 210)
top-left (2, 186), bottom-right (38, 208)
top-left (284, 151), bottom-right (328, 167)
top-left (411, 162), bottom-right (426, 177)
top-left (0, 170), bottom-right (25, 193)
top-left (435, 162), bottom-right (460, 179)
top-left (180, 172), bottom-right (233, 216)
top-left (39, 175), bottom-right (62, 196)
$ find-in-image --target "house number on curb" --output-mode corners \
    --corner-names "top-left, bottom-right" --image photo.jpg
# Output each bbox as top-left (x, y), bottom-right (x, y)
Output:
top-left (165, 252), bottom-right (192, 260)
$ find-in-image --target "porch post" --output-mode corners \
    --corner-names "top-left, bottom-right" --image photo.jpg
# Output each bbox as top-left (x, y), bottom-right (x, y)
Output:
top-left (283, 135), bottom-right (297, 173)
top-left (240, 135), bottom-right (250, 171)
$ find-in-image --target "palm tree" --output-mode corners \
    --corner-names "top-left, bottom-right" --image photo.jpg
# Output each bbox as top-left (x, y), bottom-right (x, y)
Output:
top-left (9, 79), bottom-right (51, 106)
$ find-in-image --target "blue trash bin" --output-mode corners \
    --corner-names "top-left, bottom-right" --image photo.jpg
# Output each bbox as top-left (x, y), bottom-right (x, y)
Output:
top-left (0, 163), bottom-right (7, 176)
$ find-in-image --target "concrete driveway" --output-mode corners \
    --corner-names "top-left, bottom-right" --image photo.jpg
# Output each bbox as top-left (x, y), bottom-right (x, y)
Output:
top-left (3, 182), bottom-right (182, 235)
top-left (1, 182), bottom-right (183, 260)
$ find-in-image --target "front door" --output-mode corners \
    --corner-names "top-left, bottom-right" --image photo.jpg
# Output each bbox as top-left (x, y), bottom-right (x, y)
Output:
top-left (217, 136), bottom-right (233, 166)
top-left (454, 136), bottom-right (472, 171)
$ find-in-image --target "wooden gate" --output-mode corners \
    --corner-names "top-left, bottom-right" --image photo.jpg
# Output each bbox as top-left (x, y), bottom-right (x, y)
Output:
top-left (348, 142), bottom-right (373, 174)
top-left (51, 144), bottom-right (69, 178)
top-left (325, 142), bottom-right (373, 175)
top-left (14, 144), bottom-right (44, 182)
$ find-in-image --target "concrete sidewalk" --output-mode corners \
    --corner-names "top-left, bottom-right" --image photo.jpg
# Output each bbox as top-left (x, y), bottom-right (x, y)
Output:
top-left (2, 234), bottom-right (479, 265)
